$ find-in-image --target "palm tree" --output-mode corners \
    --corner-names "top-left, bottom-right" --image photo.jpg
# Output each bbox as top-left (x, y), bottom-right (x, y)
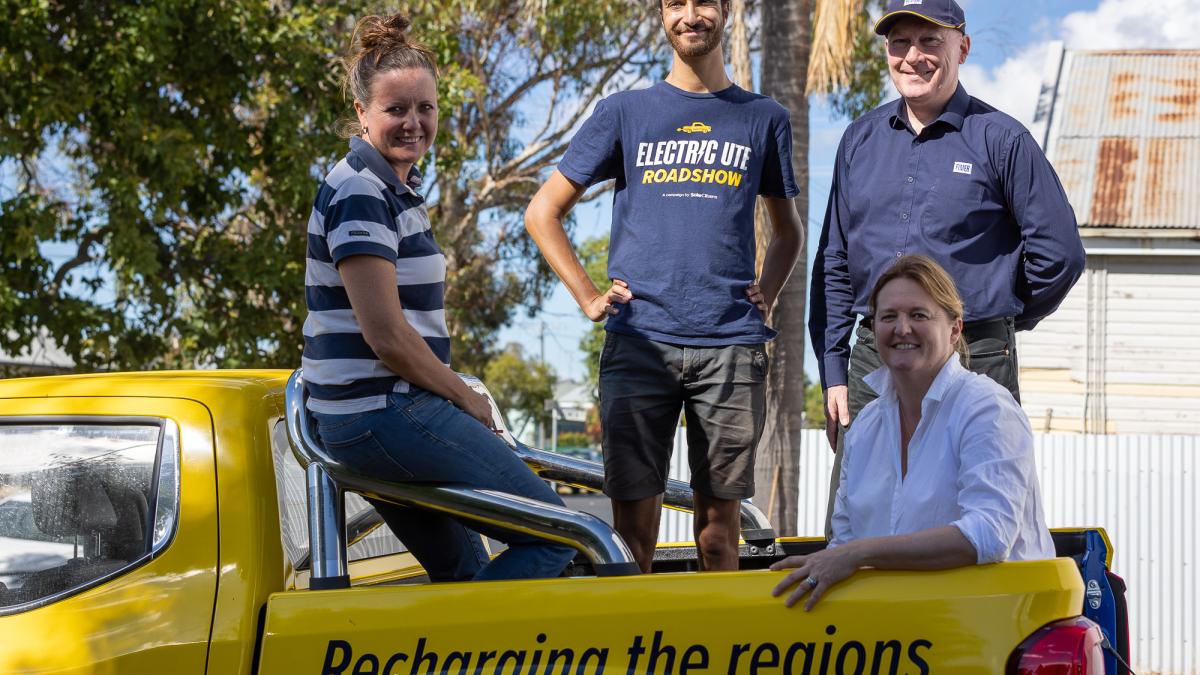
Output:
top-left (751, 0), bottom-right (865, 535)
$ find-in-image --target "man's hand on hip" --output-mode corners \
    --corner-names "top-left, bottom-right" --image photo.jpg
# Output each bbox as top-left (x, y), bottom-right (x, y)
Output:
top-left (583, 279), bottom-right (632, 322)
top-left (823, 385), bottom-right (849, 451)
top-left (745, 284), bottom-right (768, 314)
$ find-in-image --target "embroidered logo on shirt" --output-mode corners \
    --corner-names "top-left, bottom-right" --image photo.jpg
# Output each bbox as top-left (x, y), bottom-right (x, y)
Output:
top-left (676, 122), bottom-right (713, 134)
top-left (953, 162), bottom-right (973, 175)
top-left (349, 230), bottom-right (371, 237)
top-left (904, 0), bottom-right (922, 5)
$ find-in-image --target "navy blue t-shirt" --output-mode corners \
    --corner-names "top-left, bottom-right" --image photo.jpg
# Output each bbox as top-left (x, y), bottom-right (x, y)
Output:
top-left (558, 81), bottom-right (799, 346)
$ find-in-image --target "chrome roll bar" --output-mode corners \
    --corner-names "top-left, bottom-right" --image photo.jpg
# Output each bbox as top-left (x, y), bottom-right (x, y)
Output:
top-left (453, 375), bottom-right (776, 546)
top-left (284, 370), bottom-right (639, 588)
top-left (511, 441), bottom-right (777, 546)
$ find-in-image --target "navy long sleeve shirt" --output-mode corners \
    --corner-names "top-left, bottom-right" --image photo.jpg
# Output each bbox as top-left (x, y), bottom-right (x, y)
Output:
top-left (810, 84), bottom-right (1085, 389)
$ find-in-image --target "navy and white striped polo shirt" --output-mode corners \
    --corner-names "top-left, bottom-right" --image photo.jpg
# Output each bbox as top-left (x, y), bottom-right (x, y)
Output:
top-left (303, 136), bottom-right (449, 414)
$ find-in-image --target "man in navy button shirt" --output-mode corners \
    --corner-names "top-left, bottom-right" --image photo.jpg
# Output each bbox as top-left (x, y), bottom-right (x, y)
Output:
top-left (809, 0), bottom-right (1085, 517)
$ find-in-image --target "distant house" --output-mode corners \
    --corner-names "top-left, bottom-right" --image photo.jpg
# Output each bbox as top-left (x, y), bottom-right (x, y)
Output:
top-left (1022, 45), bottom-right (1200, 434)
top-left (509, 379), bottom-right (593, 447)
top-left (551, 379), bottom-right (593, 433)
top-left (0, 331), bottom-right (74, 378)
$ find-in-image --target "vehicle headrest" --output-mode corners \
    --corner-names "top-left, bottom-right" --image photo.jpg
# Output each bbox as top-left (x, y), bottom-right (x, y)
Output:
top-left (31, 469), bottom-right (119, 536)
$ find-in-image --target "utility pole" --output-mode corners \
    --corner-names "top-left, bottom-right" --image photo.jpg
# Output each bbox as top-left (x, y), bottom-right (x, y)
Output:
top-left (537, 322), bottom-right (547, 447)
top-left (539, 321), bottom-right (546, 366)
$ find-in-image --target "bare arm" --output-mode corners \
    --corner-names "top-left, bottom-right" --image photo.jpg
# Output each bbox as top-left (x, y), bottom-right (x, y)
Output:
top-left (755, 196), bottom-right (804, 312)
top-left (843, 526), bottom-right (978, 569)
top-left (338, 255), bottom-right (493, 427)
top-left (771, 526), bottom-right (977, 610)
top-left (525, 170), bottom-right (631, 321)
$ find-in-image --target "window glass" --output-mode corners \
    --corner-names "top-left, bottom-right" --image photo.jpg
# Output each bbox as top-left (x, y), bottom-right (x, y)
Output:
top-left (0, 422), bottom-right (176, 611)
top-left (269, 420), bottom-right (406, 569)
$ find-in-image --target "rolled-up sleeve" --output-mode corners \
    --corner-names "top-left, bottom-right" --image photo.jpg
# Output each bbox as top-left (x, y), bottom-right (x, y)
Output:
top-left (951, 394), bottom-right (1038, 564)
top-left (1004, 131), bottom-right (1086, 331)
top-left (828, 434), bottom-right (855, 548)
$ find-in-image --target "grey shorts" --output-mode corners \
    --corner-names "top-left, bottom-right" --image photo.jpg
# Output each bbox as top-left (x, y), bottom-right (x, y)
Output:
top-left (598, 332), bottom-right (768, 501)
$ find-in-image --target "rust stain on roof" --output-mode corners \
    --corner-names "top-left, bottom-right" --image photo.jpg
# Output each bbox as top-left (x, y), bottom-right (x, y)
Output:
top-left (1109, 72), bottom-right (1139, 119)
top-left (1048, 50), bottom-right (1200, 230)
top-left (1090, 138), bottom-right (1138, 226)
top-left (1157, 77), bottom-right (1199, 124)
top-left (1143, 139), bottom-right (1175, 225)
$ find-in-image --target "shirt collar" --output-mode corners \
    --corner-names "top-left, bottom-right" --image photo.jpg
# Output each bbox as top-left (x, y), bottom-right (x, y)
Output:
top-left (924, 354), bottom-right (966, 403)
top-left (889, 82), bottom-right (970, 133)
top-left (348, 135), bottom-right (424, 195)
top-left (936, 83), bottom-right (970, 130)
top-left (863, 364), bottom-right (894, 399)
top-left (863, 353), bottom-right (966, 404)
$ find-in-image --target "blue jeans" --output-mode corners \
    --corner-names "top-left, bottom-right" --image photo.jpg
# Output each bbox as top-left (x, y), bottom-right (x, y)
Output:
top-left (312, 389), bottom-right (575, 582)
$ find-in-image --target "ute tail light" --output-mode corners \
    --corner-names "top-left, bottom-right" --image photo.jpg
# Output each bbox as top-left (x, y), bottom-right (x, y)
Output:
top-left (1006, 617), bottom-right (1106, 675)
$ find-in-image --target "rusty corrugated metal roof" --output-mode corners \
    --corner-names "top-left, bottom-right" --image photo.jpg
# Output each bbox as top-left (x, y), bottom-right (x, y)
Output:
top-left (1046, 50), bottom-right (1200, 230)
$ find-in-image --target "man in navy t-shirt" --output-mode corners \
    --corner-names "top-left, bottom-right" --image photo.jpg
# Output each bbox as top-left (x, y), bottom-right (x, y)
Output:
top-left (525, 0), bottom-right (803, 572)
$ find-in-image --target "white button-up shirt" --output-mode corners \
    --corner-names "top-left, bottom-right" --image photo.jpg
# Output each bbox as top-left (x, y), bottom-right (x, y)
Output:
top-left (830, 356), bottom-right (1055, 563)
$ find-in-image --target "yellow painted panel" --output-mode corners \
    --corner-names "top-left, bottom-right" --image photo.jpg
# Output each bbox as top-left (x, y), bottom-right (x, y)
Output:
top-left (260, 560), bottom-right (1084, 675)
top-left (0, 395), bottom-right (219, 675)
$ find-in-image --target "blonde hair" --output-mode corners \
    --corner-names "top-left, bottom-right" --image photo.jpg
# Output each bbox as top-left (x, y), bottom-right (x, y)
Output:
top-left (341, 13), bottom-right (439, 135)
top-left (868, 255), bottom-right (969, 366)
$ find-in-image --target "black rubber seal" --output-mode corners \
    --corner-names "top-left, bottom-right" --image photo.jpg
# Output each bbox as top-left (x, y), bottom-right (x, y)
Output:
top-left (593, 562), bottom-right (642, 577)
top-left (309, 575), bottom-right (351, 590)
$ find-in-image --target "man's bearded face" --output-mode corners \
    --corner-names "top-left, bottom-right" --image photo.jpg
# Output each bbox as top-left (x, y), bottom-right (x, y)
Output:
top-left (661, 1), bottom-right (726, 58)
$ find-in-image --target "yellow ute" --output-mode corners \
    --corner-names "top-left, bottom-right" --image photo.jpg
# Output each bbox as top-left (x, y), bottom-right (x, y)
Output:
top-left (0, 371), bottom-right (1123, 674)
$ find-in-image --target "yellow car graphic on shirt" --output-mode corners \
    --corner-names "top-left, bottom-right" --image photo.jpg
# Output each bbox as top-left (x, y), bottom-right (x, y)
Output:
top-left (677, 121), bottom-right (712, 134)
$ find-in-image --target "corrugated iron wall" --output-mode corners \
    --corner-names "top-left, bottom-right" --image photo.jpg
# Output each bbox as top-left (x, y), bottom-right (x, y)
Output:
top-left (1035, 433), bottom-right (1199, 674)
top-left (659, 429), bottom-right (1199, 674)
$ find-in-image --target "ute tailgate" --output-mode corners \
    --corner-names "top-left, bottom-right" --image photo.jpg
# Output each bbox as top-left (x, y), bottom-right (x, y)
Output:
top-left (259, 558), bottom-right (1082, 675)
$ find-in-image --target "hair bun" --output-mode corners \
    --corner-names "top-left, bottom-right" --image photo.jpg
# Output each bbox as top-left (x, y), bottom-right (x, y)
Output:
top-left (342, 11), bottom-right (439, 119)
top-left (357, 14), bottom-right (412, 52)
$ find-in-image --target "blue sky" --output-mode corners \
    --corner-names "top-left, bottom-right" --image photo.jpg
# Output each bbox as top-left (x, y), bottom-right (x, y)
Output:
top-left (499, 0), bottom-right (1200, 382)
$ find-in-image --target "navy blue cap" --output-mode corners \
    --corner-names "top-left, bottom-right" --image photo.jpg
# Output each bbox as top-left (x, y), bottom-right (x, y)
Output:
top-left (874, 0), bottom-right (966, 36)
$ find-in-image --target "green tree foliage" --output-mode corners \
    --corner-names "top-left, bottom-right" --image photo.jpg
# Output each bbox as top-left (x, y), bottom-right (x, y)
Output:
top-left (555, 431), bottom-right (592, 449)
top-left (0, 0), bottom-right (655, 374)
top-left (406, 0), bottom-right (656, 375)
top-left (827, 0), bottom-right (890, 120)
top-left (1, 0), bottom-right (352, 369)
top-left (804, 375), bottom-right (827, 429)
top-left (483, 342), bottom-right (554, 434)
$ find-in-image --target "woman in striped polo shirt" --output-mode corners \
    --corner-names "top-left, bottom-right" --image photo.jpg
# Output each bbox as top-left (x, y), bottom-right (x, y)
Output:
top-left (302, 13), bottom-right (574, 581)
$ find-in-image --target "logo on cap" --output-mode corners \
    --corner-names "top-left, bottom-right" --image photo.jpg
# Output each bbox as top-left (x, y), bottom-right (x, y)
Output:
top-left (904, 0), bottom-right (923, 4)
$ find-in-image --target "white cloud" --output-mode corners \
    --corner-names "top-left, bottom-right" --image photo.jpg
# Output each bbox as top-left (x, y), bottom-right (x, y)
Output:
top-left (1060, 0), bottom-right (1200, 50)
top-left (956, 0), bottom-right (1200, 130)
top-left (958, 43), bottom-right (1050, 130)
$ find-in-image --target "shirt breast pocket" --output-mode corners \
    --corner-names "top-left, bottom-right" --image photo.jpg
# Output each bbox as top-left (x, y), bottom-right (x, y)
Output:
top-left (926, 175), bottom-right (985, 244)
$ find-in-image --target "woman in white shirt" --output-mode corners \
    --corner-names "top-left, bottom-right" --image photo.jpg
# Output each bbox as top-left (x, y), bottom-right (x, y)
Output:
top-left (772, 255), bottom-right (1054, 609)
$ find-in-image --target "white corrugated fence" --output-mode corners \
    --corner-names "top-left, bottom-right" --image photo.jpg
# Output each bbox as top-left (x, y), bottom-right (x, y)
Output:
top-left (659, 429), bottom-right (1199, 674)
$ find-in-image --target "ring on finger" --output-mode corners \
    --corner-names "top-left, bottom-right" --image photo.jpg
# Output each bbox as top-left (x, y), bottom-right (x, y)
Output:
top-left (804, 576), bottom-right (818, 588)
